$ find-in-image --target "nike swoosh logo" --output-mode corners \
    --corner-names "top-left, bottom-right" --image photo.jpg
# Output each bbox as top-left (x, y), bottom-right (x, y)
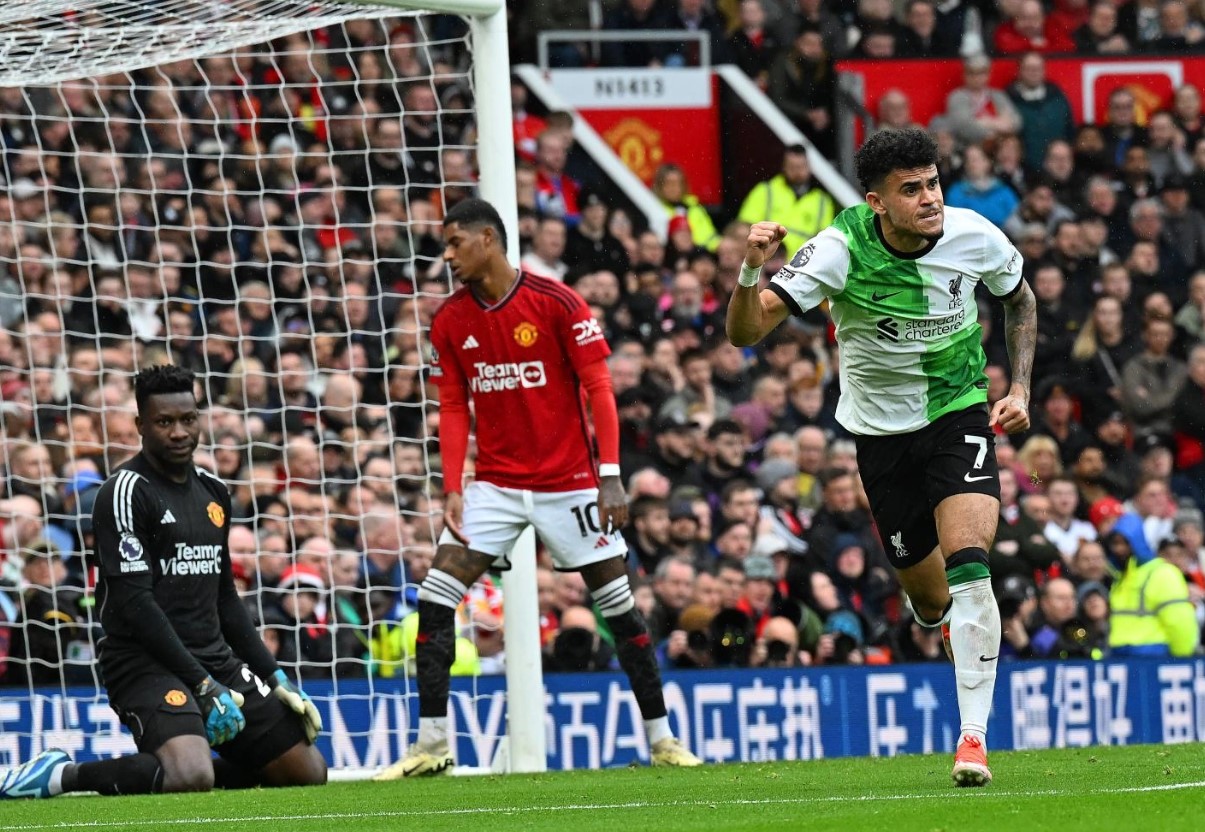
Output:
top-left (964, 473), bottom-right (993, 482)
top-left (872, 291), bottom-right (901, 301)
top-left (979, 654), bottom-right (999, 662)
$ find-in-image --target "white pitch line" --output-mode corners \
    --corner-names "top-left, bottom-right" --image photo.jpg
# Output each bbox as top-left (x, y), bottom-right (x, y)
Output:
top-left (1, 780), bottom-right (1202, 831)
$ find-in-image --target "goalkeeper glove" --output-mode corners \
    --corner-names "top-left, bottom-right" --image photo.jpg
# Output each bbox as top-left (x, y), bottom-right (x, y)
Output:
top-left (193, 676), bottom-right (246, 747)
top-left (272, 669), bottom-right (322, 744)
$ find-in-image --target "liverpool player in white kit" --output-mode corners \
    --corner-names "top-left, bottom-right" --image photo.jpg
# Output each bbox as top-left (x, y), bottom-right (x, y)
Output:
top-left (727, 129), bottom-right (1037, 786)
top-left (375, 199), bottom-right (700, 779)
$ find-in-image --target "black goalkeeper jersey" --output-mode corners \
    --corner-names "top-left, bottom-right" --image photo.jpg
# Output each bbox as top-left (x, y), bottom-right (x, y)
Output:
top-left (92, 453), bottom-right (252, 691)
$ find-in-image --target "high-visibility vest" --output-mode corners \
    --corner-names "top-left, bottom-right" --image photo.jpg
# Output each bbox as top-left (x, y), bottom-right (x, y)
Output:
top-left (1108, 558), bottom-right (1198, 657)
top-left (737, 176), bottom-right (836, 257)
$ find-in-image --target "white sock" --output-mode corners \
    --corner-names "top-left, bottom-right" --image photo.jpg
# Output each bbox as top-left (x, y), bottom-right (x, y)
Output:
top-left (948, 577), bottom-right (1000, 745)
top-left (417, 716), bottom-right (448, 748)
top-left (47, 763), bottom-right (67, 797)
top-left (645, 716), bottom-right (672, 745)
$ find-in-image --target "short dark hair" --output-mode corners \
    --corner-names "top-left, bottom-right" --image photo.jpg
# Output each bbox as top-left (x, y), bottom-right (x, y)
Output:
top-left (854, 127), bottom-right (939, 192)
top-left (443, 198), bottom-right (508, 253)
top-left (134, 364), bottom-right (196, 416)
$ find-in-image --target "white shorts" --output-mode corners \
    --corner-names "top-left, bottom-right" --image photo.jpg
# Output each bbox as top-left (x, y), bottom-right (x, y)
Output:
top-left (437, 480), bottom-right (628, 571)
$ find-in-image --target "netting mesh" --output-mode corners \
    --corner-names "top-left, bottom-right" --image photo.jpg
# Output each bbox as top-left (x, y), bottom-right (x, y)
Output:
top-left (0, 9), bottom-right (503, 770)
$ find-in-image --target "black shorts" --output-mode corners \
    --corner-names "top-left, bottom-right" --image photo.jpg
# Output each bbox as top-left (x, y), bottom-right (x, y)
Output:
top-left (855, 405), bottom-right (1000, 569)
top-left (107, 664), bottom-right (306, 771)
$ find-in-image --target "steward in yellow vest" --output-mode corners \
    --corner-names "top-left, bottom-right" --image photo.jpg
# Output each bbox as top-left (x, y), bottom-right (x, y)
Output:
top-left (1106, 513), bottom-right (1198, 657)
top-left (737, 144), bottom-right (836, 257)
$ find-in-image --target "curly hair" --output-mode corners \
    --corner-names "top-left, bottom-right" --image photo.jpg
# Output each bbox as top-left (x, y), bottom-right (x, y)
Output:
top-left (134, 363), bottom-right (196, 416)
top-left (444, 198), bottom-right (508, 253)
top-left (854, 128), bottom-right (939, 193)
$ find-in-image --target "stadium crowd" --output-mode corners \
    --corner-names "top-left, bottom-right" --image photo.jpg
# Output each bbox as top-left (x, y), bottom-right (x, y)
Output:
top-left (0, 6), bottom-right (1204, 692)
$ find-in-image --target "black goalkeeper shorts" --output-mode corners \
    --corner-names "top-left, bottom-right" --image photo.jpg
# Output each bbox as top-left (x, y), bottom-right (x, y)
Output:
top-left (107, 664), bottom-right (306, 771)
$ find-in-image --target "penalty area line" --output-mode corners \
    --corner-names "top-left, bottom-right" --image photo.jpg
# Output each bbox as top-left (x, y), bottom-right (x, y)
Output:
top-left (1, 780), bottom-right (1203, 830)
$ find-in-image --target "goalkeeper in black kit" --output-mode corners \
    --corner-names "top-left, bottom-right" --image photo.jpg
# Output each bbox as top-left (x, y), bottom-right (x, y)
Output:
top-left (0, 365), bottom-right (326, 799)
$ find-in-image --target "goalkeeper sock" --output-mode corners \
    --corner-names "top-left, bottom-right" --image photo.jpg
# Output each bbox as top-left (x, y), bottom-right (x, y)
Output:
top-left (67, 754), bottom-right (164, 795)
top-left (605, 608), bottom-right (669, 725)
top-left (947, 556), bottom-right (999, 745)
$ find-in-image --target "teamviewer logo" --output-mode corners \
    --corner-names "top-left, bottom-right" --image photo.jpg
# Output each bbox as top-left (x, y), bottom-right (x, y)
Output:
top-left (519, 361), bottom-right (546, 388)
top-left (876, 318), bottom-right (899, 342)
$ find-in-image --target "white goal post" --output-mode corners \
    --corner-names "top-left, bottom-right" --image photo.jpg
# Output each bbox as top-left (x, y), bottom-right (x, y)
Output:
top-left (0, 0), bottom-right (544, 775)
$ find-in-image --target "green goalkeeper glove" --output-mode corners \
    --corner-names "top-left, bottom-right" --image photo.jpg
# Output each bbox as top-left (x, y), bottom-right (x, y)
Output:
top-left (272, 669), bottom-right (322, 744)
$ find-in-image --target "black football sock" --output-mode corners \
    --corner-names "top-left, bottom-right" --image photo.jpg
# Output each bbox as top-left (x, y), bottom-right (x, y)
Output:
top-left (67, 754), bottom-right (164, 796)
top-left (211, 758), bottom-right (263, 790)
top-left (606, 608), bottom-right (668, 720)
top-left (416, 599), bottom-right (458, 719)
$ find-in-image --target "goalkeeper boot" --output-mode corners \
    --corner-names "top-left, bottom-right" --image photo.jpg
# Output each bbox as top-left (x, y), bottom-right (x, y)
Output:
top-left (650, 737), bottom-right (702, 767)
top-left (951, 735), bottom-right (992, 787)
top-left (373, 739), bottom-right (454, 781)
top-left (0, 748), bottom-right (70, 799)
top-left (940, 623), bottom-right (954, 663)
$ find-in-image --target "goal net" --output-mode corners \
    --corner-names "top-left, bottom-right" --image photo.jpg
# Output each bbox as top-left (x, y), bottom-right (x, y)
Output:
top-left (0, 0), bottom-right (524, 776)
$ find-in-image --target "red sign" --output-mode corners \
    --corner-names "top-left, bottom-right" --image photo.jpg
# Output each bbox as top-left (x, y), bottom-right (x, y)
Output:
top-left (836, 56), bottom-right (1205, 135)
top-left (550, 69), bottom-right (723, 204)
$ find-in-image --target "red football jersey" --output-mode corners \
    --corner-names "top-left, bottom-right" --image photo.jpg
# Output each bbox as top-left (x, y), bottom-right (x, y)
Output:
top-left (429, 271), bottom-right (611, 492)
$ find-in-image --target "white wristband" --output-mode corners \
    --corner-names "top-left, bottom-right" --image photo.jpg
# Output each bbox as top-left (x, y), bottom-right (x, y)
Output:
top-left (599, 464), bottom-right (621, 478)
top-left (738, 262), bottom-right (763, 288)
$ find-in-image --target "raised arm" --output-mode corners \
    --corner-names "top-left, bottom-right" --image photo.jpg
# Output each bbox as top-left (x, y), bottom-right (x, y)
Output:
top-left (725, 221), bottom-right (792, 347)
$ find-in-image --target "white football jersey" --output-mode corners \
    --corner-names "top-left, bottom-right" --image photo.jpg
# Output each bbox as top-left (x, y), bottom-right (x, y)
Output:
top-left (769, 204), bottom-right (1023, 436)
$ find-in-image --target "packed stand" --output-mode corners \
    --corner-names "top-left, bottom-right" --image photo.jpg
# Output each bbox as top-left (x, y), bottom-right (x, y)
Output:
top-left (2, 8), bottom-right (1205, 693)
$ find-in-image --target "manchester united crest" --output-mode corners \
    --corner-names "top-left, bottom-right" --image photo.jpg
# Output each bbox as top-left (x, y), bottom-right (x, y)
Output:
top-left (164, 690), bottom-right (187, 706)
top-left (513, 322), bottom-right (539, 347)
top-left (206, 501), bottom-right (225, 527)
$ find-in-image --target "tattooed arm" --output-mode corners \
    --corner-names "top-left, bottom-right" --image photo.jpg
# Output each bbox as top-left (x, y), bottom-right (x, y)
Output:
top-left (990, 279), bottom-right (1037, 434)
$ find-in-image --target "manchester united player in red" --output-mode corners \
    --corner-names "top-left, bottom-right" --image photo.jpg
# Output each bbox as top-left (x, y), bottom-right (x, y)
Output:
top-left (375, 199), bottom-right (701, 779)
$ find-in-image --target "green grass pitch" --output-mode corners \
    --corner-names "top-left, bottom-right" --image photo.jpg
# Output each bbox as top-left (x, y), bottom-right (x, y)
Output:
top-left (1, 744), bottom-right (1203, 832)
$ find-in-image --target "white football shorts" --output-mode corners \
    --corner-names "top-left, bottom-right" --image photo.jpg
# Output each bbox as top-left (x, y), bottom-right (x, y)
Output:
top-left (437, 480), bottom-right (628, 571)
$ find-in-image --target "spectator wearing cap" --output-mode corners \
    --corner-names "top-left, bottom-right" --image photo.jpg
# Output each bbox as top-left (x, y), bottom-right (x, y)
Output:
top-left (14, 538), bottom-right (96, 686)
top-left (734, 554), bottom-right (778, 638)
top-left (1161, 179), bottom-right (1205, 274)
top-left (756, 457), bottom-right (809, 555)
top-left (827, 532), bottom-right (896, 639)
top-left (684, 419), bottom-right (749, 510)
top-left (1120, 316), bottom-right (1187, 443)
top-left (666, 500), bottom-right (709, 564)
top-left (1087, 495), bottom-right (1127, 539)
top-left (1107, 512), bottom-right (1197, 657)
top-left (625, 496), bottom-right (672, 576)
top-left (991, 466), bottom-right (1061, 585)
top-left (713, 517), bottom-right (755, 562)
top-left (270, 563), bottom-right (336, 679)
top-left (996, 574), bottom-right (1040, 660)
top-left (1092, 410), bottom-right (1142, 495)
top-left (564, 187), bottom-right (629, 277)
top-left (647, 412), bottom-right (701, 483)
